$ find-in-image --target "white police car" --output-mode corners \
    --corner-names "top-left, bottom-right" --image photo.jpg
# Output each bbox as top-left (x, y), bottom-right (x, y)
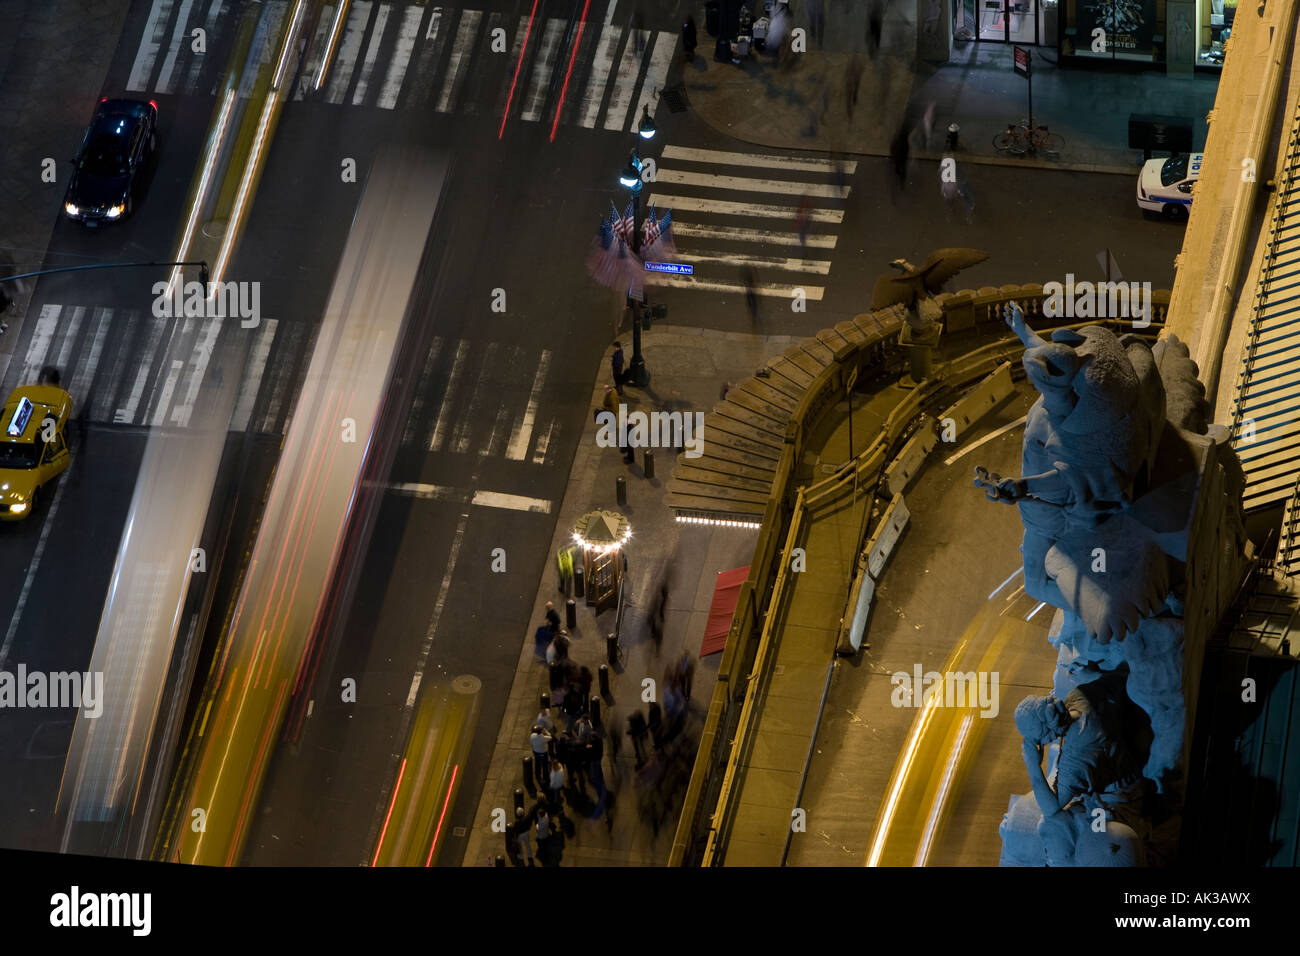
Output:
top-left (1137, 152), bottom-right (1202, 219)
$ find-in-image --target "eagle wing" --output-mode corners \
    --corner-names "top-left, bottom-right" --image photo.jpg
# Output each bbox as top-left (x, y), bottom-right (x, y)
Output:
top-left (871, 273), bottom-right (916, 310)
top-left (916, 247), bottom-right (990, 294)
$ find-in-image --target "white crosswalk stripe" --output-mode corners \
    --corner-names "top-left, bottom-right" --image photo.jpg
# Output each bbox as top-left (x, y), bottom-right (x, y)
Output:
top-left (124, 3), bottom-right (677, 134)
top-left (3, 306), bottom-right (300, 435)
top-left (644, 145), bottom-right (857, 302)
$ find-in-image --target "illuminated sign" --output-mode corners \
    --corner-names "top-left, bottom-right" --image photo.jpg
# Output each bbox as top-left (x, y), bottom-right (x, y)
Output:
top-left (6, 397), bottom-right (34, 437)
top-left (645, 261), bottom-right (693, 275)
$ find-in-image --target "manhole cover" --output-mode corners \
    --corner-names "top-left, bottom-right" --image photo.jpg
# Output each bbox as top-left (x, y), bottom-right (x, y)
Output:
top-left (661, 86), bottom-right (687, 113)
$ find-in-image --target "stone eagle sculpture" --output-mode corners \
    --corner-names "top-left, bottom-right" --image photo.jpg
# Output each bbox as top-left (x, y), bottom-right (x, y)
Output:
top-left (869, 247), bottom-right (990, 312)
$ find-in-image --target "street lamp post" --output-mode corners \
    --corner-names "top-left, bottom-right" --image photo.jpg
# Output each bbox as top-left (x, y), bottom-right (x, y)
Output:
top-left (616, 105), bottom-right (658, 389)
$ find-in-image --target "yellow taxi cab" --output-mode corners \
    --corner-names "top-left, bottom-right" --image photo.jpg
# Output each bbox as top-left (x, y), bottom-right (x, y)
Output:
top-left (0, 384), bottom-right (72, 520)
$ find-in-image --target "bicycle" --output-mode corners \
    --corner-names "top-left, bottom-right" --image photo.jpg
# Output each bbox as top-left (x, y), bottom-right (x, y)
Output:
top-left (992, 122), bottom-right (1065, 157)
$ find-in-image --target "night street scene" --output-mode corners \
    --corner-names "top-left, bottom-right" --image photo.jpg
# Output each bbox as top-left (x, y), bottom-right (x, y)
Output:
top-left (0, 0), bottom-right (1295, 939)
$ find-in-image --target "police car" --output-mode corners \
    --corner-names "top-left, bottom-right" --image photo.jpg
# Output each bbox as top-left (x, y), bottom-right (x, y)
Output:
top-left (0, 384), bottom-right (72, 520)
top-left (1137, 152), bottom-right (1202, 219)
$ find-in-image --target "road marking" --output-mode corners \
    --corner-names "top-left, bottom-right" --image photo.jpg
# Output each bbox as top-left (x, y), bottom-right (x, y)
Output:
top-left (673, 250), bottom-right (831, 274)
top-left (351, 1), bottom-right (392, 105)
top-left (578, 23), bottom-right (620, 128)
top-left (401, 5), bottom-right (447, 108)
top-left (52, 307), bottom-right (85, 373)
top-left (401, 334), bottom-right (444, 446)
top-left (645, 193), bottom-right (845, 223)
top-left (116, 315), bottom-right (167, 424)
top-left (482, 402), bottom-right (514, 457)
top-left (258, 320), bottom-right (303, 434)
top-left (377, 5), bottom-right (423, 108)
top-left (495, 14), bottom-right (531, 116)
top-left (152, 359), bottom-right (186, 427)
top-left (656, 167), bottom-right (851, 199)
top-left (661, 145), bottom-right (859, 174)
top-left (603, 28), bottom-right (648, 130)
top-left (67, 307), bottom-right (113, 402)
top-left (942, 415), bottom-right (1027, 467)
top-left (170, 315), bottom-right (223, 427)
top-left (531, 418), bottom-right (554, 464)
top-left (380, 482), bottom-right (553, 514)
top-left (506, 349), bottom-right (550, 460)
top-left (629, 31), bottom-right (675, 132)
top-left (429, 339), bottom-right (469, 451)
top-left (188, 0), bottom-right (231, 95)
top-left (293, 2), bottom-right (335, 99)
top-left (231, 318), bottom-right (278, 431)
top-left (155, 0), bottom-right (198, 94)
top-left (436, 9), bottom-right (482, 112)
top-left (19, 305), bottom-right (61, 386)
top-left (521, 18), bottom-right (566, 122)
top-left (644, 274), bottom-right (824, 300)
top-left (324, 0), bottom-right (370, 104)
top-left (93, 310), bottom-right (140, 421)
top-left (672, 221), bottom-right (838, 248)
top-left (452, 342), bottom-right (497, 453)
top-left (406, 511), bottom-right (468, 708)
top-left (127, 0), bottom-right (174, 91)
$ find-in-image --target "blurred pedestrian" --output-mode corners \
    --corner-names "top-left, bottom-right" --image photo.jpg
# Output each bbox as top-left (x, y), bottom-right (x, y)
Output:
top-left (535, 807), bottom-right (552, 849)
top-left (632, 8), bottom-right (646, 54)
top-left (867, 0), bottom-right (884, 57)
top-left (890, 120), bottom-right (910, 191)
top-left (576, 665), bottom-right (593, 701)
top-left (808, 0), bottom-right (825, 45)
top-left (844, 55), bottom-right (863, 119)
top-left (586, 733), bottom-right (607, 800)
top-left (793, 196), bottom-right (812, 253)
top-left (627, 710), bottom-right (650, 766)
top-left (545, 601), bottom-right (561, 633)
top-left (575, 712), bottom-right (594, 742)
top-left (742, 267), bottom-right (759, 324)
top-left (647, 701), bottom-right (664, 750)
top-left (611, 341), bottom-right (626, 391)
top-left (530, 725), bottom-right (551, 783)
top-left (677, 651), bottom-right (695, 701)
top-left (536, 705), bottom-right (554, 734)
top-left (514, 807), bottom-right (534, 866)
top-left (921, 100), bottom-right (937, 151)
top-left (682, 16), bottom-right (697, 61)
top-left (548, 761), bottom-right (568, 807)
top-left (563, 681), bottom-right (585, 731)
top-left (546, 630), bottom-right (570, 665)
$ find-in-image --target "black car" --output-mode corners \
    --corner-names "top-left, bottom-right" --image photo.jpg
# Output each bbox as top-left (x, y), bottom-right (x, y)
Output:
top-left (64, 98), bottom-right (158, 226)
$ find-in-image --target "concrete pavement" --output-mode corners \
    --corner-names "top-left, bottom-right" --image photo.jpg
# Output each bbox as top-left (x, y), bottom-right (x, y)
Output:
top-left (462, 322), bottom-right (797, 866)
top-left (679, 0), bottom-right (1219, 174)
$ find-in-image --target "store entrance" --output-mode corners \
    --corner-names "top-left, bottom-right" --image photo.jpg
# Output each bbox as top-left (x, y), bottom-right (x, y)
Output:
top-left (956, 0), bottom-right (1055, 44)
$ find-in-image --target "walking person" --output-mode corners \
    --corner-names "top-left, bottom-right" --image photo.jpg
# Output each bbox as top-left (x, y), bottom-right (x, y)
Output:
top-left (545, 601), bottom-right (561, 633)
top-left (682, 16), bottom-right (697, 61)
top-left (530, 725), bottom-right (551, 784)
top-left (889, 119), bottom-right (911, 193)
top-left (611, 341), bottom-right (626, 392)
top-left (844, 55), bottom-right (863, 119)
top-left (535, 705), bottom-right (554, 735)
top-left (513, 807), bottom-right (535, 866)
top-left (742, 267), bottom-right (759, 324)
top-left (867, 0), bottom-right (885, 57)
top-left (548, 761), bottom-right (567, 809)
top-left (793, 196), bottom-right (812, 254)
top-left (647, 701), bottom-right (664, 751)
top-left (627, 710), bottom-right (650, 767)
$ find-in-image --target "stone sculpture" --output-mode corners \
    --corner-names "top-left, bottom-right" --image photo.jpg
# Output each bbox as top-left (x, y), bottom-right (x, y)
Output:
top-left (980, 301), bottom-right (1242, 865)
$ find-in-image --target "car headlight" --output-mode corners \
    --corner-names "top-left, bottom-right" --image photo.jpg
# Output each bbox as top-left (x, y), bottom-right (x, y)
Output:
top-left (65, 203), bottom-right (79, 215)
top-left (10, 502), bottom-right (28, 514)
top-left (105, 204), bottom-right (124, 218)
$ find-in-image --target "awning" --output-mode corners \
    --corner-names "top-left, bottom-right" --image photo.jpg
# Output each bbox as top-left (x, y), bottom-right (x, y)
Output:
top-left (700, 565), bottom-right (750, 657)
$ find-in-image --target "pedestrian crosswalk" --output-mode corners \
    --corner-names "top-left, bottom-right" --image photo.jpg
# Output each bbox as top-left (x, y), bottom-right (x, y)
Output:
top-left (644, 145), bottom-right (857, 302)
top-left (126, 0), bottom-right (678, 136)
top-left (3, 305), bottom-right (561, 464)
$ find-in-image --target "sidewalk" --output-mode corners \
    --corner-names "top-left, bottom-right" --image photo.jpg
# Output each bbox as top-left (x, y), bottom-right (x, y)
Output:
top-left (462, 324), bottom-right (797, 866)
top-left (0, 0), bottom-right (133, 365)
top-left (679, 0), bottom-right (1219, 174)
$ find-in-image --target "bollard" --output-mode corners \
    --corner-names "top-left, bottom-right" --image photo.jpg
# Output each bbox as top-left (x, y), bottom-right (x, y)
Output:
top-left (598, 663), bottom-right (611, 697)
top-left (946, 123), bottom-right (959, 151)
top-left (644, 449), bottom-right (654, 479)
top-left (522, 756), bottom-right (536, 795)
top-left (574, 561), bottom-right (585, 599)
top-left (514, 788), bottom-right (526, 813)
top-left (606, 633), bottom-right (619, 667)
top-left (589, 694), bottom-right (602, 726)
top-left (616, 475), bottom-right (627, 506)
top-left (566, 597), bottom-right (577, 629)
top-left (540, 691), bottom-right (550, 710)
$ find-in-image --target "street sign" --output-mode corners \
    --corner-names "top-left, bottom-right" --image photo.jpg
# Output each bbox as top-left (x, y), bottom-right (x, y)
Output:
top-left (1014, 45), bottom-right (1031, 78)
top-left (645, 261), bottom-right (693, 275)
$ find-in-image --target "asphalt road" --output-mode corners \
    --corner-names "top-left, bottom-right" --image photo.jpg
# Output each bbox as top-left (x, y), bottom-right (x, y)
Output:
top-left (0, 0), bottom-right (1188, 865)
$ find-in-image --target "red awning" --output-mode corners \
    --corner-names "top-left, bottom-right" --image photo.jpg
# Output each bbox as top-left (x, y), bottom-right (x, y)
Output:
top-left (700, 565), bottom-right (750, 657)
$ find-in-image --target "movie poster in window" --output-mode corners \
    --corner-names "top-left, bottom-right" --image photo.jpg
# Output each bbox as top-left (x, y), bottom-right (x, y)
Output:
top-left (1076, 0), bottom-right (1157, 56)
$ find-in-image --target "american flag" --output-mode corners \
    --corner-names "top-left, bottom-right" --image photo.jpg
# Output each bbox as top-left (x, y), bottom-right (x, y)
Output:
top-left (610, 201), bottom-right (629, 242)
top-left (641, 208), bottom-right (676, 261)
top-left (587, 211), bottom-right (641, 291)
top-left (642, 204), bottom-right (660, 248)
top-left (620, 202), bottom-right (635, 243)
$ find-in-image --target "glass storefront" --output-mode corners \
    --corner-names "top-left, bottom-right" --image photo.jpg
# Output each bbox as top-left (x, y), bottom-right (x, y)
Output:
top-left (953, 0), bottom-right (1057, 44)
top-left (1195, 0), bottom-right (1233, 67)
